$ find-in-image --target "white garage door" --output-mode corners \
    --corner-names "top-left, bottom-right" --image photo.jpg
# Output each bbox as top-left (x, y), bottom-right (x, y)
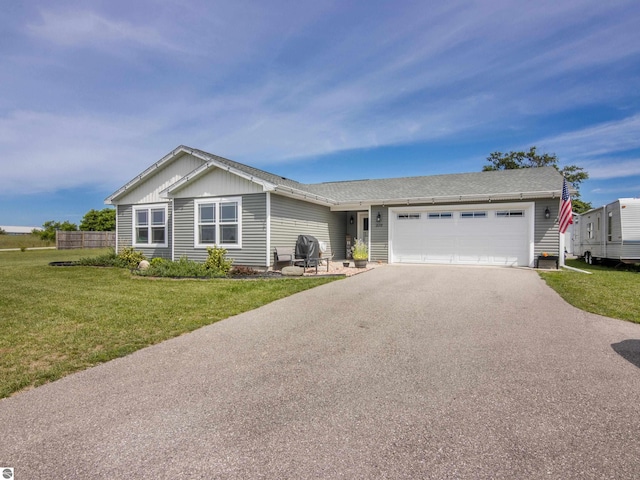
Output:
top-left (390, 204), bottom-right (533, 266)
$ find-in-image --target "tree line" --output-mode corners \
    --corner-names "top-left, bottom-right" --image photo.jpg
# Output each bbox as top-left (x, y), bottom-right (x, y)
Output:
top-left (34, 208), bottom-right (115, 242)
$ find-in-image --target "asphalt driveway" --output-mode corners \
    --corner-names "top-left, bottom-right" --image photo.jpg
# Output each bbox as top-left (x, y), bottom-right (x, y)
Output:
top-left (1, 265), bottom-right (640, 479)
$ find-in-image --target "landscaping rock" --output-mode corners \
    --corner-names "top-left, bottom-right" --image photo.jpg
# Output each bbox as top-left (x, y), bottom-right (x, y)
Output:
top-left (138, 260), bottom-right (150, 270)
top-left (281, 266), bottom-right (304, 276)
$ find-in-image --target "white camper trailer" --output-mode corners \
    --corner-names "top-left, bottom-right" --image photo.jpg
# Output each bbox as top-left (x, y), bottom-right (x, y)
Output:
top-left (574, 198), bottom-right (640, 264)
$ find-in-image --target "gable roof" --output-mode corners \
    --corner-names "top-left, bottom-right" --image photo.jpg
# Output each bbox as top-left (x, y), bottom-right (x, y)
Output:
top-left (305, 167), bottom-right (565, 207)
top-left (106, 145), bottom-right (566, 208)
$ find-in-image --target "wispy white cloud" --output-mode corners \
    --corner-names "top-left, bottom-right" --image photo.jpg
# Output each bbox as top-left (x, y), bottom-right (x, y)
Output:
top-left (27, 10), bottom-right (183, 52)
top-left (0, 110), bottom-right (169, 195)
top-left (589, 185), bottom-right (640, 196)
top-left (1, 0), bottom-right (639, 204)
top-left (579, 159), bottom-right (640, 180)
top-left (538, 115), bottom-right (640, 158)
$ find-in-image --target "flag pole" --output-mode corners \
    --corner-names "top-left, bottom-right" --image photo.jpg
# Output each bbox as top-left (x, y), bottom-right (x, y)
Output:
top-left (559, 221), bottom-right (566, 268)
top-left (558, 174), bottom-right (573, 268)
top-left (559, 173), bottom-right (566, 268)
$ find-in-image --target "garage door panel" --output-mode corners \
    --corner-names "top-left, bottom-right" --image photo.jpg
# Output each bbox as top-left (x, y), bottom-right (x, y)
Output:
top-left (391, 207), bottom-right (531, 266)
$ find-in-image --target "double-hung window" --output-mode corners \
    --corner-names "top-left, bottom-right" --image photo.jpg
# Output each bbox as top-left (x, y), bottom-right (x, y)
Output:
top-left (133, 204), bottom-right (168, 247)
top-left (195, 197), bottom-right (242, 248)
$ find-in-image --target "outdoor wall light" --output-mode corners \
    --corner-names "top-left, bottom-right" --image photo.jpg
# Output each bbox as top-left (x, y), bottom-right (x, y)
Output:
top-left (350, 215), bottom-right (354, 225)
top-left (544, 207), bottom-right (551, 219)
top-left (376, 212), bottom-right (382, 223)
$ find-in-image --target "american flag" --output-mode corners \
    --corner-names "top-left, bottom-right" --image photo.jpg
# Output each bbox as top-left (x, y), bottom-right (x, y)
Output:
top-left (558, 177), bottom-right (573, 234)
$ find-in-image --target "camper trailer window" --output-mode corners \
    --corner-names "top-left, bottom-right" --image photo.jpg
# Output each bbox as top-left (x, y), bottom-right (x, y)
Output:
top-left (608, 212), bottom-right (613, 241)
top-left (587, 222), bottom-right (594, 239)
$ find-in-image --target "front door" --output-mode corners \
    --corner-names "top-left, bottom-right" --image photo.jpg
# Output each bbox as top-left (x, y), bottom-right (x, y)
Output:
top-left (357, 212), bottom-right (369, 245)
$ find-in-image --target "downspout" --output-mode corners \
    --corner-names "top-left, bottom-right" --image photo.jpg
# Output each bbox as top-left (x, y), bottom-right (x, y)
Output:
top-left (559, 229), bottom-right (566, 267)
top-left (170, 199), bottom-right (175, 261)
top-left (266, 192), bottom-right (271, 269)
top-left (367, 205), bottom-right (372, 262)
top-left (115, 205), bottom-right (119, 253)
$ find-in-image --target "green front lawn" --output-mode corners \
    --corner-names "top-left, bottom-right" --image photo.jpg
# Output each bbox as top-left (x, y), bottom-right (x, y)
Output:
top-left (0, 249), bottom-right (340, 398)
top-left (539, 259), bottom-right (640, 324)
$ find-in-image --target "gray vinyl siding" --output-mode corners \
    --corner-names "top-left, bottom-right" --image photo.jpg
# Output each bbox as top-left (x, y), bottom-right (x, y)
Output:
top-left (345, 211), bottom-right (358, 242)
top-left (270, 195), bottom-right (346, 265)
top-left (116, 204), bottom-right (172, 259)
top-left (173, 193), bottom-right (267, 267)
top-left (533, 199), bottom-right (559, 257)
top-left (370, 205), bottom-right (388, 262)
top-left (241, 194), bottom-right (268, 266)
top-left (173, 198), bottom-right (194, 260)
top-left (117, 204), bottom-right (132, 252)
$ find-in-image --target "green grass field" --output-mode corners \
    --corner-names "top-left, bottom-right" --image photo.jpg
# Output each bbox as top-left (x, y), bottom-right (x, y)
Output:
top-left (0, 233), bottom-right (53, 249)
top-left (0, 248), bottom-right (340, 398)
top-left (539, 259), bottom-right (640, 324)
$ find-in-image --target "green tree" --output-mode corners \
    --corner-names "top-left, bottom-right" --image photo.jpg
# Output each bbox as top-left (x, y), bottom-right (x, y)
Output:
top-left (80, 208), bottom-right (116, 231)
top-left (483, 146), bottom-right (591, 213)
top-left (37, 220), bottom-right (78, 242)
top-left (0, 227), bottom-right (5, 235)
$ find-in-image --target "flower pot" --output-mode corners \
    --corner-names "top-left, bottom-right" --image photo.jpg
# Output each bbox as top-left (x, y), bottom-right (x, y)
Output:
top-left (342, 261), bottom-right (350, 267)
top-left (354, 259), bottom-right (367, 269)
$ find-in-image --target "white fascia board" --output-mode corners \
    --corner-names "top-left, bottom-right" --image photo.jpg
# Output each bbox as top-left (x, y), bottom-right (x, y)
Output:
top-left (105, 146), bottom-right (189, 204)
top-left (272, 186), bottom-right (338, 207)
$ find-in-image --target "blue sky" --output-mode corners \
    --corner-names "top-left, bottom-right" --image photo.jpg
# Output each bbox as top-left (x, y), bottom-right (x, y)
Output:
top-left (1, 0), bottom-right (639, 227)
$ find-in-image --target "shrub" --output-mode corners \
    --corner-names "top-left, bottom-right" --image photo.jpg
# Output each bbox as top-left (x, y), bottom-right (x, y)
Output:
top-left (150, 257), bottom-right (168, 268)
top-left (138, 256), bottom-right (208, 278)
top-left (204, 246), bottom-right (233, 276)
top-left (117, 247), bottom-right (147, 269)
top-left (77, 248), bottom-right (122, 267)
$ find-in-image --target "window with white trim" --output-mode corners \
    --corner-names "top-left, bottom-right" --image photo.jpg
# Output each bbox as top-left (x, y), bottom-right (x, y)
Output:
top-left (496, 210), bottom-right (524, 217)
top-left (460, 211), bottom-right (487, 218)
top-left (195, 197), bottom-right (242, 248)
top-left (587, 222), bottom-right (594, 239)
top-left (133, 204), bottom-right (168, 247)
top-left (428, 212), bottom-right (453, 219)
top-left (397, 213), bottom-right (421, 220)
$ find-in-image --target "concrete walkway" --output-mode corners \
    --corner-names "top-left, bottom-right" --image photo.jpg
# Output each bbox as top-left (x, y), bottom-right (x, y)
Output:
top-left (1, 265), bottom-right (639, 479)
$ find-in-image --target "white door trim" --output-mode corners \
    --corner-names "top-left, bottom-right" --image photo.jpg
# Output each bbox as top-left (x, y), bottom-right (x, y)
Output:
top-left (357, 210), bottom-right (370, 261)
